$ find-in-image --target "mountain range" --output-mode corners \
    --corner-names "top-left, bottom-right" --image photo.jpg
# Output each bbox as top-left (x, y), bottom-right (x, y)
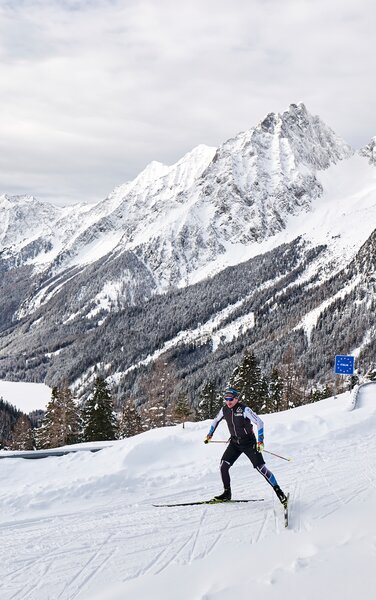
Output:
top-left (0, 102), bottom-right (375, 401)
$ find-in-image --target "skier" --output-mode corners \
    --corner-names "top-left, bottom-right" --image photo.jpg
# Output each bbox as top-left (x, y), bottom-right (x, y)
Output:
top-left (204, 387), bottom-right (287, 506)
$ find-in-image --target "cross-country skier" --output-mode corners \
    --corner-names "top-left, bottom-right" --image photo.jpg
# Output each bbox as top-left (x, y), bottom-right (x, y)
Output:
top-left (204, 387), bottom-right (287, 505)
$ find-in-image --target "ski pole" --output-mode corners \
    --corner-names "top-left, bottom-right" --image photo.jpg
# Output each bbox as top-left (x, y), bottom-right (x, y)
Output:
top-left (263, 449), bottom-right (292, 462)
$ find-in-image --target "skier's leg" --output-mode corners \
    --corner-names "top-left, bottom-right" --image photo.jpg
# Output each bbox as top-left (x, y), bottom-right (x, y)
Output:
top-left (214, 443), bottom-right (241, 500)
top-left (243, 445), bottom-right (287, 505)
top-left (256, 463), bottom-right (278, 487)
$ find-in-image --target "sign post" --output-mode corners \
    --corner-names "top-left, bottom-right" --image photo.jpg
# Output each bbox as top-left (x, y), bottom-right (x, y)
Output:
top-left (334, 355), bottom-right (355, 375)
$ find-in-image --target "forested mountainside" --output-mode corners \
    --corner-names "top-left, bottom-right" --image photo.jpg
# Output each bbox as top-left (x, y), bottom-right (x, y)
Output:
top-left (0, 102), bottom-right (375, 403)
top-left (0, 229), bottom-right (374, 404)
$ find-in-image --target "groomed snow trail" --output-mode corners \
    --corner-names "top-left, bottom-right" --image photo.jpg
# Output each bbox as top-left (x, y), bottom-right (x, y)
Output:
top-left (1, 386), bottom-right (375, 600)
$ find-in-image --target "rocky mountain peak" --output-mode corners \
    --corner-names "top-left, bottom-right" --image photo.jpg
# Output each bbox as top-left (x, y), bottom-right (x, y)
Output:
top-left (0, 194), bottom-right (62, 248)
top-left (359, 137), bottom-right (376, 165)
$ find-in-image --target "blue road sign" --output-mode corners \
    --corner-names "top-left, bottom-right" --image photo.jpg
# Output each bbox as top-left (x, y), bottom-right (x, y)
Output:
top-left (335, 355), bottom-right (355, 375)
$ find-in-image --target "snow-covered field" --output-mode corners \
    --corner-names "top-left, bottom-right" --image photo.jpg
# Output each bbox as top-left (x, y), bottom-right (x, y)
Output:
top-left (1, 385), bottom-right (375, 600)
top-left (0, 380), bottom-right (51, 412)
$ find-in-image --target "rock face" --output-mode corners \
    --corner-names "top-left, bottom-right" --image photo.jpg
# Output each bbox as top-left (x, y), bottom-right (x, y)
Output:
top-left (360, 137), bottom-right (376, 165)
top-left (1, 103), bottom-right (375, 394)
top-left (0, 103), bottom-right (353, 319)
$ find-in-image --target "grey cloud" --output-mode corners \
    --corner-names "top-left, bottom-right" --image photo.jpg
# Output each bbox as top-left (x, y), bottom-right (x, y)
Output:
top-left (0, 0), bottom-right (375, 205)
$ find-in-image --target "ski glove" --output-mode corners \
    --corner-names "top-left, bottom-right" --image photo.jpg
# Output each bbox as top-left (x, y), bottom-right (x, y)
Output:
top-left (204, 435), bottom-right (212, 444)
top-left (257, 441), bottom-right (264, 452)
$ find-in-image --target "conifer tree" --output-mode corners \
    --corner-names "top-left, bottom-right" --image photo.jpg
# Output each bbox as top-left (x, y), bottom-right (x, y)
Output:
top-left (60, 384), bottom-right (82, 445)
top-left (229, 351), bottom-right (264, 413)
top-left (37, 384), bottom-right (81, 449)
top-left (37, 387), bottom-right (63, 449)
top-left (82, 377), bottom-right (117, 442)
top-left (118, 400), bottom-right (143, 438)
top-left (197, 381), bottom-right (221, 420)
top-left (173, 394), bottom-right (193, 428)
top-left (268, 368), bottom-right (284, 412)
top-left (259, 374), bottom-right (270, 413)
top-left (9, 415), bottom-right (34, 450)
top-left (140, 356), bottom-right (179, 429)
top-left (0, 397), bottom-right (22, 448)
top-left (280, 347), bottom-right (304, 409)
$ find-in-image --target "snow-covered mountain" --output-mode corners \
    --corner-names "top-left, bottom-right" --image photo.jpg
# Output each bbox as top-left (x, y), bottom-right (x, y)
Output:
top-left (360, 136), bottom-right (376, 164)
top-left (0, 103), bottom-right (353, 317)
top-left (0, 102), bottom-right (375, 393)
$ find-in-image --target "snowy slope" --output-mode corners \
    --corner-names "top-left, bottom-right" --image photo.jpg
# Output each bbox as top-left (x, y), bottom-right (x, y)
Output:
top-left (191, 153), bottom-right (376, 284)
top-left (0, 380), bottom-right (51, 412)
top-left (1, 384), bottom-right (375, 600)
top-left (1, 103), bottom-right (359, 321)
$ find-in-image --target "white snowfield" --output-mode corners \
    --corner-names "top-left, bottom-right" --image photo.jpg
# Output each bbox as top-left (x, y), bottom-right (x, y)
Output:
top-left (0, 379), bottom-right (51, 412)
top-left (1, 385), bottom-right (376, 600)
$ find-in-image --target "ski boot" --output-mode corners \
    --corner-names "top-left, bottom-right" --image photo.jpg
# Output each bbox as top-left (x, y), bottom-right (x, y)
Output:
top-left (213, 488), bottom-right (232, 502)
top-left (274, 485), bottom-right (288, 507)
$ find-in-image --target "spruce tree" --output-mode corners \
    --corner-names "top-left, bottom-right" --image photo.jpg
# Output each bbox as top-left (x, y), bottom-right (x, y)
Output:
top-left (37, 384), bottom-right (81, 449)
top-left (37, 387), bottom-right (63, 449)
top-left (139, 356), bottom-right (179, 429)
top-left (197, 381), bottom-right (221, 420)
top-left (9, 415), bottom-right (34, 450)
top-left (82, 377), bottom-right (117, 442)
top-left (280, 347), bottom-right (304, 409)
top-left (0, 397), bottom-right (22, 448)
top-left (173, 394), bottom-right (193, 428)
top-left (60, 384), bottom-right (82, 445)
top-left (118, 400), bottom-right (143, 438)
top-left (268, 368), bottom-right (284, 412)
top-left (229, 351), bottom-right (264, 413)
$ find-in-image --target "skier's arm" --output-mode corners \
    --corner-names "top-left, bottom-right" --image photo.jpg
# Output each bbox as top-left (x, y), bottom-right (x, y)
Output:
top-left (244, 406), bottom-right (264, 443)
top-left (204, 408), bottom-right (224, 442)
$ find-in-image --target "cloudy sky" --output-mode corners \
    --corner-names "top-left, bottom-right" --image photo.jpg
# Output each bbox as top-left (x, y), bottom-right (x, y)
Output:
top-left (0, 0), bottom-right (375, 206)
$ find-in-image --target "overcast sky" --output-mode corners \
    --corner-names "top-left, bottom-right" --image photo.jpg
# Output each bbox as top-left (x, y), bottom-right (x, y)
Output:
top-left (0, 0), bottom-right (375, 206)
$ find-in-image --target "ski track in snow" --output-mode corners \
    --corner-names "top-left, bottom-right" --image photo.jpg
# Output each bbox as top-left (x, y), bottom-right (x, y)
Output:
top-left (1, 387), bottom-right (376, 599)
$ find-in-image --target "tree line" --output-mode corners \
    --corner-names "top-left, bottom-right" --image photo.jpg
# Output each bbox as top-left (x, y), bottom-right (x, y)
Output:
top-left (3, 348), bottom-right (371, 451)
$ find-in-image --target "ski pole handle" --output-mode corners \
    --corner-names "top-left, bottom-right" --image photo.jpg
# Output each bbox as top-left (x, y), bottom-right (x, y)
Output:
top-left (263, 449), bottom-right (292, 462)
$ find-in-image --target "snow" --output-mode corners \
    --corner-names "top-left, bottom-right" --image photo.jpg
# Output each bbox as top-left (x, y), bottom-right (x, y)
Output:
top-left (0, 379), bottom-right (51, 412)
top-left (293, 277), bottom-right (361, 342)
top-left (1, 384), bottom-right (376, 599)
top-left (190, 154), bottom-right (376, 286)
top-left (107, 296), bottom-right (255, 384)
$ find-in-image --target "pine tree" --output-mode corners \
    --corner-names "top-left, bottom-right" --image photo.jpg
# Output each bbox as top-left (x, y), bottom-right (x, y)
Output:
top-left (229, 351), bottom-right (264, 413)
top-left (259, 374), bottom-right (270, 413)
top-left (0, 397), bottom-right (22, 448)
top-left (140, 356), bottom-right (179, 430)
top-left (9, 415), bottom-right (34, 450)
top-left (268, 368), bottom-right (284, 412)
top-left (197, 381), bottom-right (221, 420)
top-left (82, 377), bottom-right (117, 442)
top-left (60, 384), bottom-right (82, 445)
top-left (280, 347), bottom-right (304, 409)
top-left (37, 387), bottom-right (63, 449)
top-left (173, 394), bottom-right (192, 428)
top-left (118, 400), bottom-right (143, 438)
top-left (37, 384), bottom-right (81, 449)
